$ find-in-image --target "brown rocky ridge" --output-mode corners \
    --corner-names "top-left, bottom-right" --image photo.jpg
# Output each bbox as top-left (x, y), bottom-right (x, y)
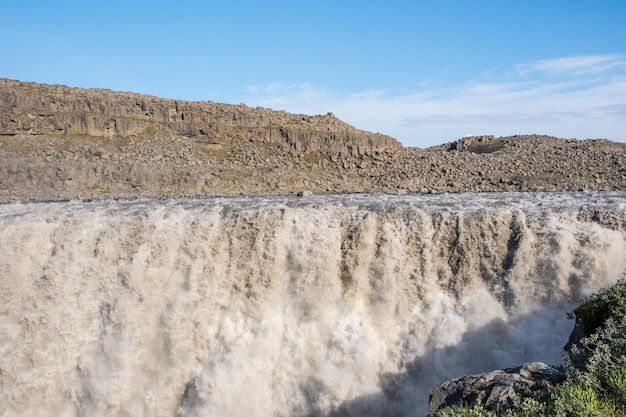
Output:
top-left (1, 78), bottom-right (626, 199)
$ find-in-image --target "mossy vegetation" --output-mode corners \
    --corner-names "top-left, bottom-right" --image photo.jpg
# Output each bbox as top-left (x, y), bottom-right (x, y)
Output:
top-left (303, 151), bottom-right (331, 164)
top-left (570, 281), bottom-right (626, 334)
top-left (428, 279), bottom-right (626, 417)
top-left (195, 143), bottom-right (230, 159)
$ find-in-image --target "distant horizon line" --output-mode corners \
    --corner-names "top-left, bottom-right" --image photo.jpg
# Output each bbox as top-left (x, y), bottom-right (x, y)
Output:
top-left (1, 76), bottom-right (622, 148)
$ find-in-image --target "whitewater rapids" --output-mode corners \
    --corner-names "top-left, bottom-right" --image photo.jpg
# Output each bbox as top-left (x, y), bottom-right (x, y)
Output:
top-left (1, 192), bottom-right (626, 417)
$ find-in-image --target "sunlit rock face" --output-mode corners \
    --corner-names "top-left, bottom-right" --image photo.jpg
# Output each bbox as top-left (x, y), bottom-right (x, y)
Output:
top-left (0, 78), bottom-right (401, 156)
top-left (1, 192), bottom-right (625, 416)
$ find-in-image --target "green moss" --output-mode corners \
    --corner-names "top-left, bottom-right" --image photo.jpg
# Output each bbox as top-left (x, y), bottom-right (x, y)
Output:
top-left (571, 280), bottom-right (626, 334)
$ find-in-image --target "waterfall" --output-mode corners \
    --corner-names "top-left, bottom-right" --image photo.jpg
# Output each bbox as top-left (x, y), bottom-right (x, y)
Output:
top-left (1, 193), bottom-right (625, 417)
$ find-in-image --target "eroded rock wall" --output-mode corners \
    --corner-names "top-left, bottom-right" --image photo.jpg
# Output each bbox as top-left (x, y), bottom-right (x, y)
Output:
top-left (0, 79), bottom-right (401, 156)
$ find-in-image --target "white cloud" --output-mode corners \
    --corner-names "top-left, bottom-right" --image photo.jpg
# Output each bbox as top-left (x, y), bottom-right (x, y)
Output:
top-left (243, 82), bottom-right (329, 107)
top-left (241, 56), bottom-right (626, 148)
top-left (517, 54), bottom-right (626, 76)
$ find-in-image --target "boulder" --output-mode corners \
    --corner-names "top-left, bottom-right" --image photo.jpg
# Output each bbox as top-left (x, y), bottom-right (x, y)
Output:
top-left (429, 362), bottom-right (565, 413)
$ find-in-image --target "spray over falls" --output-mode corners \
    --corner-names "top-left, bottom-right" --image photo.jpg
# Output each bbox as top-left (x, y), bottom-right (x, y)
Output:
top-left (1, 193), bottom-right (626, 416)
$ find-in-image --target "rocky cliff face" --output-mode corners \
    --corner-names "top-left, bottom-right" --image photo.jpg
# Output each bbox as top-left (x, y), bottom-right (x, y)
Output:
top-left (0, 79), bottom-right (400, 156)
top-left (1, 79), bottom-right (626, 199)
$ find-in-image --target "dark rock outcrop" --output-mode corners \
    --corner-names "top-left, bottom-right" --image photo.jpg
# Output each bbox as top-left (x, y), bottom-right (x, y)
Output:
top-left (429, 362), bottom-right (565, 413)
top-left (564, 319), bottom-right (587, 367)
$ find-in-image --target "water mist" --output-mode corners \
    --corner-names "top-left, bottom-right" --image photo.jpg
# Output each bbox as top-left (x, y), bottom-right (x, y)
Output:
top-left (1, 192), bottom-right (625, 416)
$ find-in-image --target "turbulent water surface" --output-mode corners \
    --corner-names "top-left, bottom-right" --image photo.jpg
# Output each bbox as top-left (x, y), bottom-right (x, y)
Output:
top-left (1, 192), bottom-right (626, 417)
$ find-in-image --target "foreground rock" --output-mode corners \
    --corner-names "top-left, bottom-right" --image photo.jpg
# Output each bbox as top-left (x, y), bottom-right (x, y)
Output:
top-left (429, 362), bottom-right (566, 413)
top-left (1, 79), bottom-right (626, 199)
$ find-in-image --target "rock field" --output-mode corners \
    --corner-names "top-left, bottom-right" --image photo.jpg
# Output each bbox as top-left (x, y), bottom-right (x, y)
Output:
top-left (1, 78), bottom-right (626, 199)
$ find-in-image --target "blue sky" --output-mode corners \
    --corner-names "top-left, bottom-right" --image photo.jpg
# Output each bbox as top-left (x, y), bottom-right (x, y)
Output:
top-left (2, 1), bottom-right (626, 147)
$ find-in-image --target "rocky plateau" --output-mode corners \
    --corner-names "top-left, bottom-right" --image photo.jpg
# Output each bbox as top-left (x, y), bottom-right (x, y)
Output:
top-left (1, 78), bottom-right (626, 200)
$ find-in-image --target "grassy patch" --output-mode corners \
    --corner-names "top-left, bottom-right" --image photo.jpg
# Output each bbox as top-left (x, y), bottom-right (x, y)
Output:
top-left (303, 151), bottom-right (331, 164)
top-left (428, 279), bottom-right (626, 417)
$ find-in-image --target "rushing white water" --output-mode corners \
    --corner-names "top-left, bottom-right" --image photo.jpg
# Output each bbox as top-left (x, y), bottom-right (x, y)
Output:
top-left (1, 192), bottom-right (626, 417)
